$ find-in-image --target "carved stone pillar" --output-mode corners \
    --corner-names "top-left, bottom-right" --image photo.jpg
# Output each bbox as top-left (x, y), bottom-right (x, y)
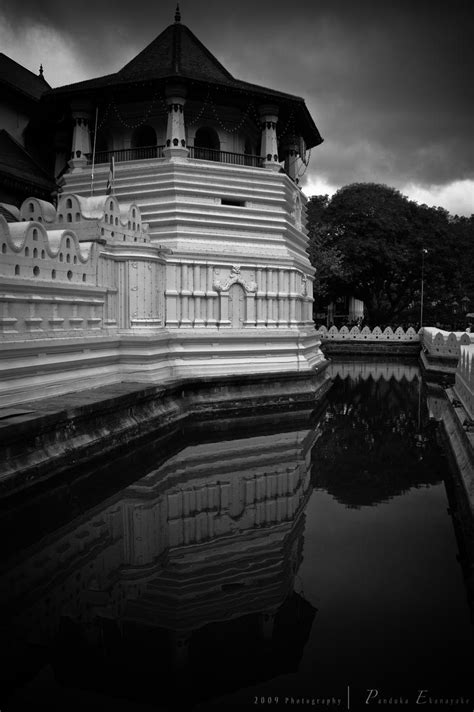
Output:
top-left (163, 83), bottom-right (189, 159)
top-left (68, 106), bottom-right (92, 171)
top-left (259, 104), bottom-right (280, 171)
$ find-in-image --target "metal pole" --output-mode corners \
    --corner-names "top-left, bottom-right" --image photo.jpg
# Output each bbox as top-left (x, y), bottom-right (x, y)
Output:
top-left (420, 248), bottom-right (425, 328)
top-left (90, 106), bottom-right (99, 196)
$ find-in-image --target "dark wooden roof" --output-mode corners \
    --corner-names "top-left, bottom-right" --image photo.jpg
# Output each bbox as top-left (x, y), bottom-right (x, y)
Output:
top-left (48, 20), bottom-right (323, 148)
top-left (0, 130), bottom-right (55, 192)
top-left (0, 53), bottom-right (50, 101)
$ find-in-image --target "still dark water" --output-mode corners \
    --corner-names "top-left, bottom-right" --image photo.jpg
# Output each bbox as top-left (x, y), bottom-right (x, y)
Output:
top-left (1, 362), bottom-right (473, 712)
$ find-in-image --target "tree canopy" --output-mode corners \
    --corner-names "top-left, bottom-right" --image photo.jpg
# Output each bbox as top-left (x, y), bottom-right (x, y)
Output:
top-left (306, 183), bottom-right (474, 327)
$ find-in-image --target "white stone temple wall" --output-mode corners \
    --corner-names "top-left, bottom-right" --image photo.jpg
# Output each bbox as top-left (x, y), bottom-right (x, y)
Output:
top-left (0, 153), bottom-right (326, 406)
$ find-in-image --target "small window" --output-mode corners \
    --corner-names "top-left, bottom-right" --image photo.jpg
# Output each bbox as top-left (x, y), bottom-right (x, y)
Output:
top-left (221, 199), bottom-right (245, 207)
top-left (29, 203), bottom-right (34, 213)
top-left (52, 269), bottom-right (56, 279)
top-left (41, 250), bottom-right (45, 258)
top-left (33, 248), bottom-right (38, 258)
top-left (73, 256), bottom-right (77, 264)
top-left (25, 247), bottom-right (29, 256)
top-left (109, 201), bottom-right (114, 211)
top-left (66, 198), bottom-right (72, 209)
top-left (33, 266), bottom-right (40, 276)
top-left (1, 244), bottom-right (6, 254)
top-left (58, 214), bottom-right (63, 223)
top-left (132, 209), bottom-right (136, 219)
top-left (82, 274), bottom-right (86, 282)
top-left (67, 270), bottom-right (73, 280)
top-left (59, 253), bottom-right (64, 262)
top-left (115, 217), bottom-right (118, 226)
top-left (32, 229), bottom-right (38, 240)
top-left (66, 238), bottom-right (70, 248)
top-left (75, 212), bottom-right (80, 221)
top-left (15, 265), bottom-right (20, 275)
top-left (66, 254), bottom-right (71, 263)
top-left (67, 213), bottom-right (72, 223)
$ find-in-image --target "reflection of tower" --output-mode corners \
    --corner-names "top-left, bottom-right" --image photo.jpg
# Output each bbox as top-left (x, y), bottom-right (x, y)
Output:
top-left (119, 429), bottom-right (318, 666)
top-left (0, 419), bottom-right (320, 707)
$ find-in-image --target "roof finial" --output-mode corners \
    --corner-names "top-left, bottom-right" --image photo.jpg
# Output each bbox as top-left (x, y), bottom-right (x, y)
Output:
top-left (175, 3), bottom-right (181, 23)
top-left (39, 64), bottom-right (44, 77)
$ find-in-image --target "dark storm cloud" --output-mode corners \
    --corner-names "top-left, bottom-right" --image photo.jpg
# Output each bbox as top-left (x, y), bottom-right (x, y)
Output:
top-left (2, 0), bottom-right (473, 190)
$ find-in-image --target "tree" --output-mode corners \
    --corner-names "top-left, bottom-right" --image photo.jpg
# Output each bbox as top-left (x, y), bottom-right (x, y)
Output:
top-left (306, 183), bottom-right (472, 326)
top-left (305, 194), bottom-right (346, 303)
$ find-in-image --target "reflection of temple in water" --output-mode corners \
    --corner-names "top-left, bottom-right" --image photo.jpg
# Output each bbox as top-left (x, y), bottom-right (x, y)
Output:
top-left (0, 422), bottom-right (320, 707)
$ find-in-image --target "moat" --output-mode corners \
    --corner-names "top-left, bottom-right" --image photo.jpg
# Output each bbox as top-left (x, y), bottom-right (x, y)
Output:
top-left (0, 361), bottom-right (473, 712)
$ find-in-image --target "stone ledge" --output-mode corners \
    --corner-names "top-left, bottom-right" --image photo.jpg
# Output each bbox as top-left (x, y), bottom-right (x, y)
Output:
top-left (0, 362), bottom-right (331, 499)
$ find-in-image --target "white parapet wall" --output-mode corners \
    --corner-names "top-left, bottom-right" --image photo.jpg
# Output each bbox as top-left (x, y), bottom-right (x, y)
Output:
top-left (317, 325), bottom-right (420, 341)
top-left (421, 327), bottom-right (474, 359)
top-left (455, 344), bottom-right (474, 421)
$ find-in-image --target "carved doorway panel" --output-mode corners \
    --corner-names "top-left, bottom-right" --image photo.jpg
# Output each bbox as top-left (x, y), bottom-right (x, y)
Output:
top-left (228, 283), bottom-right (245, 328)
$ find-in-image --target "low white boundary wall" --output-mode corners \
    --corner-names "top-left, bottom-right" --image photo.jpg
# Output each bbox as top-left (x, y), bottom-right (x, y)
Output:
top-left (317, 325), bottom-right (419, 341)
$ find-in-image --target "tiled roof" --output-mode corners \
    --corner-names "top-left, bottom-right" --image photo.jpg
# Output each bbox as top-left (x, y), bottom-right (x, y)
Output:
top-left (51, 22), bottom-right (301, 103)
top-left (0, 53), bottom-right (50, 101)
top-left (0, 130), bottom-right (55, 191)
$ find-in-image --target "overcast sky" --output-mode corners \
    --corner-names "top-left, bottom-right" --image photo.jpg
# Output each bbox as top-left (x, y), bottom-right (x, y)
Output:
top-left (1, 0), bottom-right (473, 215)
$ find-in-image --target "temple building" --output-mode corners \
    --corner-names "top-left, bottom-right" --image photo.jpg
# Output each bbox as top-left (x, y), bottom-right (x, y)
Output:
top-left (0, 53), bottom-right (54, 208)
top-left (0, 8), bottom-right (327, 406)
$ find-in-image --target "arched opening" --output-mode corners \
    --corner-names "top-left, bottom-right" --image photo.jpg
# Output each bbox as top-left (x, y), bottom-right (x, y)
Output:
top-left (131, 125), bottom-right (157, 159)
top-left (244, 136), bottom-right (257, 166)
top-left (194, 127), bottom-right (220, 161)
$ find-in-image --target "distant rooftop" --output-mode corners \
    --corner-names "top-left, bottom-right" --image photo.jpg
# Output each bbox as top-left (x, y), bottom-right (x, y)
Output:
top-left (0, 53), bottom-right (50, 101)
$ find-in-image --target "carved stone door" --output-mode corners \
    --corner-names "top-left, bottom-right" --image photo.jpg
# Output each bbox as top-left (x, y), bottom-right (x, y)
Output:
top-left (228, 283), bottom-right (245, 328)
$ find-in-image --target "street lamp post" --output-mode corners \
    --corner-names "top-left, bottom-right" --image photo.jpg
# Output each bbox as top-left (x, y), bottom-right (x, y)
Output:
top-left (420, 248), bottom-right (428, 328)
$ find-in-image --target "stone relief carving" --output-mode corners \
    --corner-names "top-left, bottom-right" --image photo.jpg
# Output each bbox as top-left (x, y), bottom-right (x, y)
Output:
top-left (301, 273), bottom-right (308, 296)
top-left (213, 265), bottom-right (257, 293)
top-left (292, 191), bottom-right (302, 229)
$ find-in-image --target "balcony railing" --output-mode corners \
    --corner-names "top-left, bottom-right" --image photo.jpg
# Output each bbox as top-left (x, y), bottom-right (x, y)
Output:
top-left (189, 146), bottom-right (264, 167)
top-left (87, 145), bottom-right (264, 168)
top-left (89, 145), bottom-right (165, 164)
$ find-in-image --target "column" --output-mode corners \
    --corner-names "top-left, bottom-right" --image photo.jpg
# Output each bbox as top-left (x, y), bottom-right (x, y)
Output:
top-left (244, 293), bottom-right (256, 327)
top-left (68, 105), bottom-right (92, 171)
top-left (289, 270), bottom-right (298, 326)
top-left (206, 264), bottom-right (217, 326)
top-left (193, 263), bottom-right (205, 326)
top-left (180, 263), bottom-right (192, 327)
top-left (259, 104), bottom-right (280, 172)
top-left (163, 83), bottom-right (189, 159)
top-left (283, 136), bottom-right (299, 182)
top-left (256, 267), bottom-right (265, 327)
